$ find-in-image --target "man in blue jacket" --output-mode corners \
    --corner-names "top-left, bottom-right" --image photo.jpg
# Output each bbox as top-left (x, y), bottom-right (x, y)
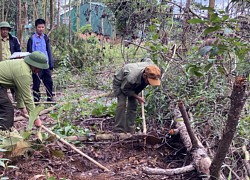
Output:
top-left (0, 21), bottom-right (21, 61)
top-left (27, 19), bottom-right (54, 102)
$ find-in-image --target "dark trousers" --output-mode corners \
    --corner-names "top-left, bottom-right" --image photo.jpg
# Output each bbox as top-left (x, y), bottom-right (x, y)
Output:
top-left (114, 92), bottom-right (138, 133)
top-left (32, 69), bottom-right (53, 102)
top-left (0, 86), bottom-right (14, 130)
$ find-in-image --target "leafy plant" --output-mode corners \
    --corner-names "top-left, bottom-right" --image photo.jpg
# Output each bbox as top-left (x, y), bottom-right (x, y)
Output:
top-left (79, 24), bottom-right (92, 34)
top-left (52, 121), bottom-right (90, 137)
top-left (91, 101), bottom-right (116, 117)
top-left (0, 148), bottom-right (18, 179)
top-left (0, 106), bottom-right (44, 157)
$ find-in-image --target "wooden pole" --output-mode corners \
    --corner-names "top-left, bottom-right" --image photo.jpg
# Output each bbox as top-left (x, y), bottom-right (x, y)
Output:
top-left (41, 125), bottom-right (110, 172)
top-left (57, 0), bottom-right (60, 27)
top-left (141, 90), bottom-right (147, 134)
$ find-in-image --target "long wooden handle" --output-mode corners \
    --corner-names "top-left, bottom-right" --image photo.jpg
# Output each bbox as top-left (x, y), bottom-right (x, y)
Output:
top-left (41, 125), bottom-right (110, 172)
top-left (141, 90), bottom-right (147, 134)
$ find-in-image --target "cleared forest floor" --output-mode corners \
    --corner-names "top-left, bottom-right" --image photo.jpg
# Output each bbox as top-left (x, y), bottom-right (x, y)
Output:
top-left (3, 88), bottom-right (200, 180)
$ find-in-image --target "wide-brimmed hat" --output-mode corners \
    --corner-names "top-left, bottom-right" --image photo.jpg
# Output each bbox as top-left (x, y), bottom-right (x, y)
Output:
top-left (0, 21), bottom-right (12, 30)
top-left (145, 65), bottom-right (161, 86)
top-left (24, 51), bottom-right (49, 69)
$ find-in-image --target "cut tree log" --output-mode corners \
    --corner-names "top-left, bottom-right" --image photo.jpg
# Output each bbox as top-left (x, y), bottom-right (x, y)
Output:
top-left (143, 165), bottom-right (195, 175)
top-left (62, 132), bottom-right (163, 148)
top-left (65, 132), bottom-right (162, 146)
top-left (209, 77), bottom-right (247, 180)
top-left (66, 133), bottom-right (133, 142)
top-left (41, 125), bottom-right (110, 172)
top-left (143, 102), bottom-right (211, 178)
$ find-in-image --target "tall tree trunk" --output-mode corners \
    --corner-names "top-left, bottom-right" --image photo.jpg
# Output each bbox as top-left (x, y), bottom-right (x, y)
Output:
top-left (44, 0), bottom-right (47, 24)
top-left (209, 0), bottom-right (215, 9)
top-left (5, 0), bottom-right (11, 21)
top-left (20, 2), bottom-right (28, 45)
top-left (17, 0), bottom-right (22, 44)
top-left (89, 0), bottom-right (92, 24)
top-left (181, 0), bottom-right (190, 49)
top-left (33, 0), bottom-right (38, 22)
top-left (64, 0), bottom-right (66, 24)
top-left (209, 77), bottom-right (247, 180)
top-left (76, 0), bottom-right (80, 31)
top-left (208, 0), bottom-right (215, 18)
top-left (69, 0), bottom-right (71, 43)
top-left (57, 0), bottom-right (60, 27)
top-left (50, 0), bottom-right (54, 31)
top-left (15, 0), bottom-right (18, 36)
top-left (2, 0), bottom-right (5, 21)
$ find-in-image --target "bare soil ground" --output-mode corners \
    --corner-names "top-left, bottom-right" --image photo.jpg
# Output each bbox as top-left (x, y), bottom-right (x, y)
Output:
top-left (2, 90), bottom-right (200, 180)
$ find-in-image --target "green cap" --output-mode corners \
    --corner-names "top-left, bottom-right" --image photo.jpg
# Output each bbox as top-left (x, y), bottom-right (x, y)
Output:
top-left (24, 51), bottom-right (49, 69)
top-left (0, 21), bottom-right (12, 30)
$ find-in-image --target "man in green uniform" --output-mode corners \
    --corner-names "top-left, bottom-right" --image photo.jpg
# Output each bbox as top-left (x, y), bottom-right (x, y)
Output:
top-left (0, 51), bottom-right (49, 130)
top-left (0, 21), bottom-right (21, 61)
top-left (113, 60), bottom-right (161, 133)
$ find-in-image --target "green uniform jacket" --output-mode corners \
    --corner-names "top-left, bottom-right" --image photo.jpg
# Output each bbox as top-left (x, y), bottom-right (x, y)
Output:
top-left (113, 61), bottom-right (154, 97)
top-left (0, 59), bottom-right (35, 112)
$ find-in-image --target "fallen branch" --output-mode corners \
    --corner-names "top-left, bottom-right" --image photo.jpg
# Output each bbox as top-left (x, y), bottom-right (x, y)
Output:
top-left (143, 103), bottom-right (211, 178)
top-left (178, 102), bottom-right (211, 176)
top-left (41, 125), bottom-right (110, 172)
top-left (178, 102), bottom-right (200, 148)
top-left (173, 105), bottom-right (192, 151)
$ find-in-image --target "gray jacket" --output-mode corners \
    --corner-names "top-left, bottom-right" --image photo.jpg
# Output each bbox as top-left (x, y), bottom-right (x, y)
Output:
top-left (113, 61), bottom-right (154, 97)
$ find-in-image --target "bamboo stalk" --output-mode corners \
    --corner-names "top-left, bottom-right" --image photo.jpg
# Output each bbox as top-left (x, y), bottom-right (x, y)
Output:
top-left (41, 125), bottom-right (110, 172)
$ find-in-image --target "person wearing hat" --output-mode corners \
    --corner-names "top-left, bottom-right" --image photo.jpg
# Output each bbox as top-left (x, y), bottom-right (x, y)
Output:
top-left (0, 51), bottom-right (48, 130)
top-left (113, 60), bottom-right (161, 133)
top-left (0, 21), bottom-right (21, 61)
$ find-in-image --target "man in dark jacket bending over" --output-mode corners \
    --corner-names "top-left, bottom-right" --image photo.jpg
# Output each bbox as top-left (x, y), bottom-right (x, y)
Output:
top-left (113, 60), bottom-right (161, 133)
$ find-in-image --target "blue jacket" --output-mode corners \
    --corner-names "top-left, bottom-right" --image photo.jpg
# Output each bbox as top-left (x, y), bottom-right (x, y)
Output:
top-left (27, 34), bottom-right (54, 70)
